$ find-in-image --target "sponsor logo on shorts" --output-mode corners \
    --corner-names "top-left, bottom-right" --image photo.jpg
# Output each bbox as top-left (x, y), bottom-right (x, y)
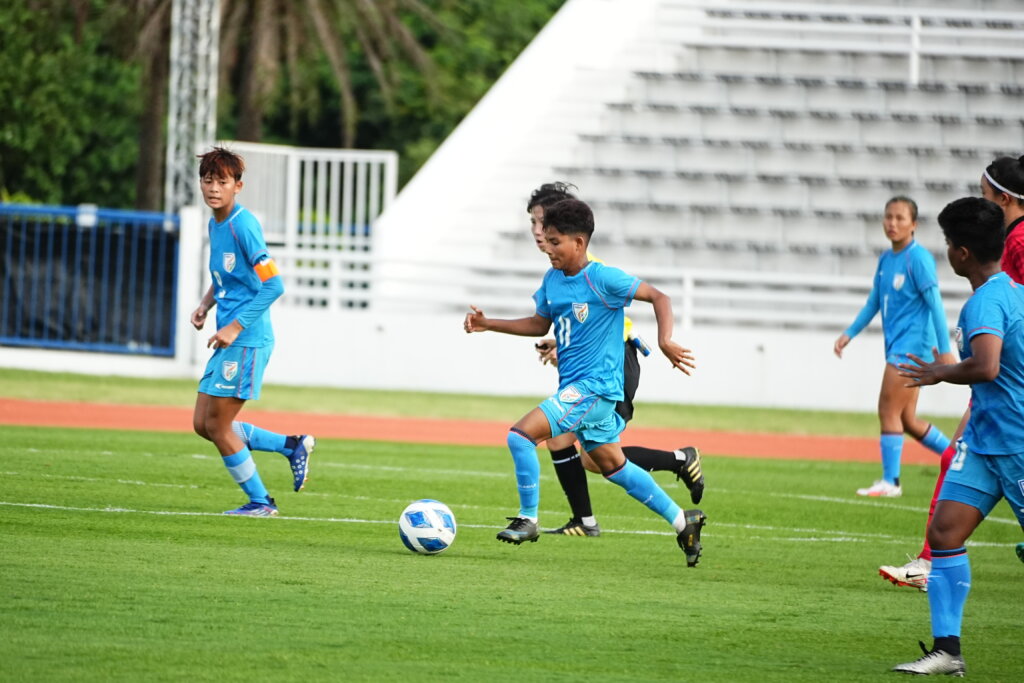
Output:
top-left (572, 302), bottom-right (589, 323)
top-left (892, 273), bottom-right (905, 291)
top-left (222, 361), bottom-right (239, 381)
top-left (559, 386), bottom-right (582, 403)
top-left (215, 383), bottom-right (236, 390)
top-left (223, 252), bottom-right (236, 272)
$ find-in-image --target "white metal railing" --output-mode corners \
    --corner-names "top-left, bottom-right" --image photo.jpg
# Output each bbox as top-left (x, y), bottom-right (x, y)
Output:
top-left (672, 0), bottom-right (1024, 84)
top-left (373, 257), bottom-right (971, 333)
top-left (217, 141), bottom-right (398, 309)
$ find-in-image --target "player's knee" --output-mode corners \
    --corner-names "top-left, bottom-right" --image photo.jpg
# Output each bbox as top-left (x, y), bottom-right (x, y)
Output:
top-left (193, 419), bottom-right (210, 440)
top-left (926, 516), bottom-right (959, 550)
top-left (507, 428), bottom-right (534, 449)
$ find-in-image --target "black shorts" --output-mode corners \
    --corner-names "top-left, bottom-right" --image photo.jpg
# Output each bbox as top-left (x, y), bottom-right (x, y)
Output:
top-left (615, 340), bottom-right (640, 423)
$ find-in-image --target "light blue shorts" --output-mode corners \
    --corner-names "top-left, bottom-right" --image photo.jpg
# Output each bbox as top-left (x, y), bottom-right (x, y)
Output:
top-left (939, 439), bottom-right (1024, 529)
top-left (198, 343), bottom-right (273, 401)
top-left (886, 351), bottom-right (934, 368)
top-left (538, 384), bottom-right (625, 453)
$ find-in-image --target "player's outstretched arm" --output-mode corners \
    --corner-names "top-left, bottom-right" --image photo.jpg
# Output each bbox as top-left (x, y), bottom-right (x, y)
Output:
top-left (899, 336), bottom-right (1002, 387)
top-left (633, 282), bottom-right (696, 375)
top-left (464, 306), bottom-right (550, 337)
top-left (191, 285), bottom-right (217, 330)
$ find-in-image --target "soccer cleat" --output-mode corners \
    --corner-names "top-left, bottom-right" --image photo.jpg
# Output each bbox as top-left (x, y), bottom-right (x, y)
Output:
top-left (879, 555), bottom-right (931, 593)
top-left (856, 479), bottom-right (902, 497)
top-left (544, 518), bottom-right (601, 537)
top-left (496, 517), bottom-right (539, 545)
top-left (674, 446), bottom-right (705, 504)
top-left (892, 641), bottom-right (965, 677)
top-left (676, 509), bottom-right (707, 567)
top-left (223, 497), bottom-right (278, 517)
top-left (288, 435), bottom-right (315, 492)
top-left (1016, 542), bottom-right (1024, 564)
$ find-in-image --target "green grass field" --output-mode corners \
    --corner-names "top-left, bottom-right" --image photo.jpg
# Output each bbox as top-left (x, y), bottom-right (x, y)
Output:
top-left (0, 372), bottom-right (1020, 681)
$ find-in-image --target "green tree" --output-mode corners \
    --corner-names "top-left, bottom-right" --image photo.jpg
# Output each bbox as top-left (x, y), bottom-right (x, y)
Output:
top-left (261, 0), bottom-right (566, 184)
top-left (0, 0), bottom-right (566, 208)
top-left (0, 1), bottom-right (141, 207)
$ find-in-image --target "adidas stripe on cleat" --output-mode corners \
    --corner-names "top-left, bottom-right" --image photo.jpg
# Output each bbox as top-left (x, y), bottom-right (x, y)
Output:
top-left (544, 518), bottom-right (601, 537)
top-left (674, 446), bottom-right (704, 504)
top-left (496, 516), bottom-right (539, 545)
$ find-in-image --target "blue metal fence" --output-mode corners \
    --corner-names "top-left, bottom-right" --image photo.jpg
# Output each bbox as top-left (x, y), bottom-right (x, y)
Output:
top-left (0, 204), bottom-right (180, 356)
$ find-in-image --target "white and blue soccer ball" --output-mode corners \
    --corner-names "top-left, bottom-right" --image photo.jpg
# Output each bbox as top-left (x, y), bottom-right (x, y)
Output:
top-left (398, 499), bottom-right (457, 555)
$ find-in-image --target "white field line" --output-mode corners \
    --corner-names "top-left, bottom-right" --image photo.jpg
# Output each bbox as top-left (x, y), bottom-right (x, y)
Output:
top-left (0, 500), bottom-right (1014, 549)
top-left (4, 455), bottom-right (1020, 532)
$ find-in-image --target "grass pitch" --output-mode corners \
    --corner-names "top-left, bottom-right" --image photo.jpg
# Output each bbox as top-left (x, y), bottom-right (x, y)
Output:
top-left (0, 423), bottom-right (1020, 682)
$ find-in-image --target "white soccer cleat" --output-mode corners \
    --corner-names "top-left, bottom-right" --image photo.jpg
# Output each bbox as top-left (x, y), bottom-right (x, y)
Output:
top-left (856, 479), bottom-right (902, 497)
top-left (892, 642), bottom-right (965, 677)
top-left (879, 556), bottom-right (931, 592)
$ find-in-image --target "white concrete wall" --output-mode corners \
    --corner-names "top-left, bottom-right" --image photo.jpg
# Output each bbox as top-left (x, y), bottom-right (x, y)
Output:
top-left (2, 303), bottom-right (968, 417)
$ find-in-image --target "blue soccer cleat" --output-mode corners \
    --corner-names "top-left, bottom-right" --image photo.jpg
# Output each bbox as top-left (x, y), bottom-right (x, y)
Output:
top-left (288, 435), bottom-right (315, 492)
top-left (224, 498), bottom-right (278, 517)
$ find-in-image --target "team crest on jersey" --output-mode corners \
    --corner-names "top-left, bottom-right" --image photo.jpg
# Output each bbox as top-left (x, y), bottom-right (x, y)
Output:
top-left (954, 327), bottom-right (964, 353)
top-left (222, 361), bottom-right (238, 381)
top-left (223, 252), bottom-right (236, 273)
top-left (892, 273), bottom-right (905, 291)
top-left (1018, 479), bottom-right (1024, 500)
top-left (572, 303), bottom-right (589, 323)
top-left (559, 386), bottom-right (582, 404)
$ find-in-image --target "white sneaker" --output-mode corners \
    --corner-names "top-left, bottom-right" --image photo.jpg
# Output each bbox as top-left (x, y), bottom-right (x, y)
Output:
top-left (856, 479), bottom-right (902, 497)
top-left (892, 641), bottom-right (965, 676)
top-left (880, 555), bottom-right (930, 592)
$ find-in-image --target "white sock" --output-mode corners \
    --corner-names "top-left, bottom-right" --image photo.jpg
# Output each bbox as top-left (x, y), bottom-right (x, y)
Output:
top-left (581, 515), bottom-right (597, 527)
top-left (671, 509), bottom-right (688, 533)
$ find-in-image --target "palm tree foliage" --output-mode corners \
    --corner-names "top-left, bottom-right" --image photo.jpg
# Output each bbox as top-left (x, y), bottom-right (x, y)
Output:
top-left (0, 0), bottom-right (565, 208)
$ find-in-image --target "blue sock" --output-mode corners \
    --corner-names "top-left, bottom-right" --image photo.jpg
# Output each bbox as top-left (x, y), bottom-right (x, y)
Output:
top-left (222, 447), bottom-right (271, 504)
top-left (507, 429), bottom-right (540, 518)
top-left (919, 424), bottom-right (951, 456)
top-left (605, 460), bottom-right (682, 526)
top-left (880, 433), bottom-right (903, 484)
top-left (928, 548), bottom-right (971, 638)
top-left (232, 421), bottom-right (290, 455)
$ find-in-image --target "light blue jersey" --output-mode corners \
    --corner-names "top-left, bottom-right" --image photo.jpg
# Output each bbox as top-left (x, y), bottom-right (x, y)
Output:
top-left (208, 204), bottom-right (274, 347)
top-left (957, 271), bottom-right (1024, 454)
top-left (875, 241), bottom-right (940, 359)
top-left (532, 261), bottom-right (640, 401)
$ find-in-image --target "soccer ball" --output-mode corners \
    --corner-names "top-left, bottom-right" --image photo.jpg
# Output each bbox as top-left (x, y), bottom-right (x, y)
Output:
top-left (398, 499), bottom-right (457, 555)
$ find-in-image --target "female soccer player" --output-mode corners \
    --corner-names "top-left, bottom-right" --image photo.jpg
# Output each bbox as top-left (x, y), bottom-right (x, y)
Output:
top-left (882, 156), bottom-right (1024, 589)
top-left (980, 154), bottom-right (1024, 283)
top-left (892, 197), bottom-right (1024, 676)
top-left (464, 198), bottom-right (707, 566)
top-left (525, 183), bottom-right (703, 538)
top-left (834, 197), bottom-right (953, 498)
top-left (191, 147), bottom-right (314, 516)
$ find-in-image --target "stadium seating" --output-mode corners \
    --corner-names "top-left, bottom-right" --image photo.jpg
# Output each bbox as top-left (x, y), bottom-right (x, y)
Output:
top-left (488, 0), bottom-right (1024, 285)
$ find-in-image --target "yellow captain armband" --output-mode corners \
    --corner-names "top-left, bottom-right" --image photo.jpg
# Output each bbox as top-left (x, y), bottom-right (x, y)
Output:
top-left (254, 257), bottom-right (280, 282)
